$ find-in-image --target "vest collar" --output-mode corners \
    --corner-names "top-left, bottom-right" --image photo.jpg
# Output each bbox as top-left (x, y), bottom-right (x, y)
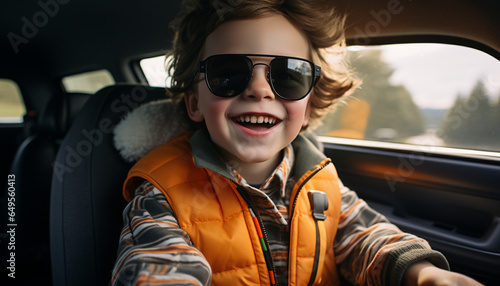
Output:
top-left (291, 132), bottom-right (328, 179)
top-left (190, 129), bottom-right (237, 181)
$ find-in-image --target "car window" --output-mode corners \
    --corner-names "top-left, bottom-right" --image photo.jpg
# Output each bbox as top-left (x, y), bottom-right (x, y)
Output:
top-left (0, 79), bottom-right (26, 123)
top-left (61, 69), bottom-right (115, 93)
top-left (140, 55), bottom-right (171, 88)
top-left (316, 43), bottom-right (500, 154)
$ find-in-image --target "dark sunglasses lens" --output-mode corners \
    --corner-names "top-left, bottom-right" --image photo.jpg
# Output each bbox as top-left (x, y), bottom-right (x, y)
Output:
top-left (206, 55), bottom-right (251, 97)
top-left (270, 58), bottom-right (313, 100)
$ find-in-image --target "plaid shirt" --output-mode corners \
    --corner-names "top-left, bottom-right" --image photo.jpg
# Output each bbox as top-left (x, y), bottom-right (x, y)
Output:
top-left (112, 141), bottom-right (448, 286)
top-left (230, 145), bottom-right (294, 285)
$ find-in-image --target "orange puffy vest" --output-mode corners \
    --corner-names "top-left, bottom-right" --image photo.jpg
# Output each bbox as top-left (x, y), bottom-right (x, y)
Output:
top-left (124, 134), bottom-right (342, 285)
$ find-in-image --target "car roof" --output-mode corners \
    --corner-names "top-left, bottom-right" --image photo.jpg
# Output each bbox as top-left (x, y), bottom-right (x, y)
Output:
top-left (0, 1), bottom-right (178, 79)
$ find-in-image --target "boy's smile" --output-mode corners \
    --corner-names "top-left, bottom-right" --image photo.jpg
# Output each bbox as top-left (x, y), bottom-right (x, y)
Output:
top-left (233, 113), bottom-right (280, 135)
top-left (185, 14), bottom-right (313, 183)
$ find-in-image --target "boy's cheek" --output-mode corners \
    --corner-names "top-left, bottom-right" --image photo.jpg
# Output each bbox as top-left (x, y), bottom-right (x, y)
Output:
top-left (282, 96), bottom-right (312, 127)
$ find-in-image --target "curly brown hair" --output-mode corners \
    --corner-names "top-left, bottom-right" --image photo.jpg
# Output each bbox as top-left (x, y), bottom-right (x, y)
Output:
top-left (165, 0), bottom-right (359, 129)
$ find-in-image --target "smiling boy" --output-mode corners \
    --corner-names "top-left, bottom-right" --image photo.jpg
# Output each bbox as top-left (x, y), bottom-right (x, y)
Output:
top-left (186, 15), bottom-right (313, 184)
top-left (112, 1), bottom-right (482, 285)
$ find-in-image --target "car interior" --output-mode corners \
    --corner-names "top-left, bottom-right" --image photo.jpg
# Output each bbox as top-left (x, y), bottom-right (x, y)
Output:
top-left (1, 0), bottom-right (499, 285)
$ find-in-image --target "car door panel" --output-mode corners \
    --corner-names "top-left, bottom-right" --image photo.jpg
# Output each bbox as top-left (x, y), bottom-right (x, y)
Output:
top-left (322, 140), bottom-right (500, 285)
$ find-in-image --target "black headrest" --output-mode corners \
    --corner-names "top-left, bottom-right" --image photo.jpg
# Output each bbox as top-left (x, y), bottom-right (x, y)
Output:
top-left (38, 92), bottom-right (90, 137)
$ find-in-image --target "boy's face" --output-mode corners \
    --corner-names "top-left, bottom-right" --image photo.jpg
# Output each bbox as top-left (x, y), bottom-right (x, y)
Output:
top-left (186, 14), bottom-right (312, 168)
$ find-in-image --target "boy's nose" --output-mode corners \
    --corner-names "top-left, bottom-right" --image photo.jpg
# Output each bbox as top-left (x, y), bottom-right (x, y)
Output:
top-left (242, 65), bottom-right (275, 100)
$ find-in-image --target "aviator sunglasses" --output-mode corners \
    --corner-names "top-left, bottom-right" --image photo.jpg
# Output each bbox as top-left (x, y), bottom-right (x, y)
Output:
top-left (199, 54), bottom-right (321, 101)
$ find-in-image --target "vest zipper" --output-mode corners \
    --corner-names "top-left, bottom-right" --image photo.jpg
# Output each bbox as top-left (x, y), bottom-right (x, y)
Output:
top-left (236, 186), bottom-right (278, 286)
top-left (289, 160), bottom-right (331, 285)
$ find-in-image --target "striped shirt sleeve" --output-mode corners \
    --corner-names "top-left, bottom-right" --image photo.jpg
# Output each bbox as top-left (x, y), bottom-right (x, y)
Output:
top-left (111, 182), bottom-right (212, 286)
top-left (333, 180), bottom-right (448, 286)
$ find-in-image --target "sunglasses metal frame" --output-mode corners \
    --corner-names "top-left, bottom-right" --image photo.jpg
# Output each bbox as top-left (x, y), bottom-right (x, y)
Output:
top-left (198, 54), bottom-right (321, 101)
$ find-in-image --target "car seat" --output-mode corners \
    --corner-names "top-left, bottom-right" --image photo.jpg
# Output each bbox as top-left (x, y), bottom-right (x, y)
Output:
top-left (1, 91), bottom-right (89, 285)
top-left (49, 84), bottom-right (167, 286)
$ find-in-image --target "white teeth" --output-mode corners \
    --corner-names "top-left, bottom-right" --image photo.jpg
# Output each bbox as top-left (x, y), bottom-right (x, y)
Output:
top-left (236, 115), bottom-right (277, 125)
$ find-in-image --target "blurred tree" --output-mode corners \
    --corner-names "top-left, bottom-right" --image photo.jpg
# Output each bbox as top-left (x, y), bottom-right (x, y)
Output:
top-left (440, 80), bottom-right (499, 150)
top-left (318, 49), bottom-right (425, 141)
top-left (440, 94), bottom-right (468, 143)
top-left (490, 95), bottom-right (500, 144)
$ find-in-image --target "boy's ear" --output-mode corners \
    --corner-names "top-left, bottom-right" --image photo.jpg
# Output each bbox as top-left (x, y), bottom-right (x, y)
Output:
top-left (302, 100), bottom-right (311, 127)
top-left (184, 92), bottom-right (204, 122)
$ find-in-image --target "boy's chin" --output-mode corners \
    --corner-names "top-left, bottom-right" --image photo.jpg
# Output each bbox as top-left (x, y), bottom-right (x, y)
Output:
top-left (211, 136), bottom-right (286, 166)
top-left (226, 147), bottom-right (283, 165)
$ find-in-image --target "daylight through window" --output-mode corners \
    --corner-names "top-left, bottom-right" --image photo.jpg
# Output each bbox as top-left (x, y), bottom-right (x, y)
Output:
top-left (317, 43), bottom-right (500, 153)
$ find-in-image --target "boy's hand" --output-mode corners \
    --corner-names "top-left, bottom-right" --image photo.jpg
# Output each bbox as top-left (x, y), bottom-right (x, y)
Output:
top-left (404, 261), bottom-right (484, 286)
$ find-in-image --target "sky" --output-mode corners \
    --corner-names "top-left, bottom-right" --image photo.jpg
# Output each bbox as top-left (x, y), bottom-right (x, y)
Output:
top-left (373, 43), bottom-right (500, 109)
